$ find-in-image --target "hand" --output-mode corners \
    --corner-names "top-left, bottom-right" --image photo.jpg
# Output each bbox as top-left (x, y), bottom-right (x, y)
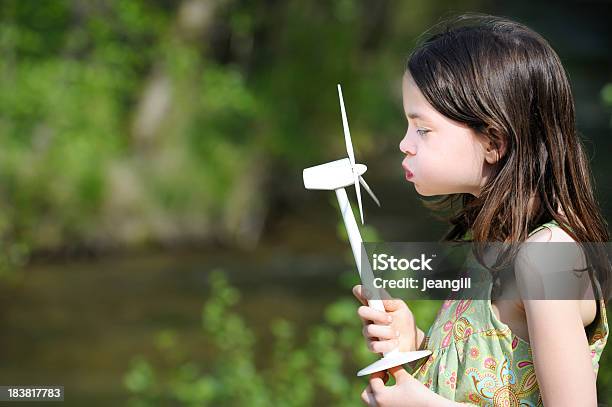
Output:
top-left (360, 366), bottom-right (439, 407)
top-left (353, 284), bottom-right (420, 354)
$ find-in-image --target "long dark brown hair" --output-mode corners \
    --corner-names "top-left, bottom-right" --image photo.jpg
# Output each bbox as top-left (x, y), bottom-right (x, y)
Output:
top-left (406, 14), bottom-right (611, 300)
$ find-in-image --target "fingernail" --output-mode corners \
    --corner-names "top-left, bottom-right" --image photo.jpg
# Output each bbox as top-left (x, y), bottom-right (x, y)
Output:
top-left (396, 330), bottom-right (400, 338)
top-left (388, 316), bottom-right (393, 323)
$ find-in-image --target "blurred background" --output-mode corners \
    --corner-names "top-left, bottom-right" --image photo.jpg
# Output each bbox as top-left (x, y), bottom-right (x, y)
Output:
top-left (0, 0), bottom-right (610, 405)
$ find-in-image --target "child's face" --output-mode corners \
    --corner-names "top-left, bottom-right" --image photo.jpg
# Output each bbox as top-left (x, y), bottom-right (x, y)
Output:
top-left (399, 73), bottom-right (491, 197)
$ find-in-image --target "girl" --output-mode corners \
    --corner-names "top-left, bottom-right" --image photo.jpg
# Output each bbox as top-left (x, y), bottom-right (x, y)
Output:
top-left (353, 14), bottom-right (609, 406)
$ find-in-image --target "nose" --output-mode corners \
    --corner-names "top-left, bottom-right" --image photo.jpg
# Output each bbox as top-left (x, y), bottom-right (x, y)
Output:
top-left (399, 129), bottom-right (416, 156)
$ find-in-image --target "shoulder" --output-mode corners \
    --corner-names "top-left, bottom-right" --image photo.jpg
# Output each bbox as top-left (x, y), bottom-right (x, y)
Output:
top-left (517, 224), bottom-right (580, 277)
top-left (514, 222), bottom-right (581, 300)
top-left (518, 223), bottom-right (596, 325)
top-left (525, 223), bottom-right (575, 243)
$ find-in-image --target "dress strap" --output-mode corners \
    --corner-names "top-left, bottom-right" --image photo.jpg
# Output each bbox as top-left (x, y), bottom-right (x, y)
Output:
top-left (463, 219), bottom-right (566, 240)
top-left (585, 275), bottom-right (608, 344)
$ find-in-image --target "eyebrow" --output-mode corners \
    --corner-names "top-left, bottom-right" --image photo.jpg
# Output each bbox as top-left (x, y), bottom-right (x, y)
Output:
top-left (406, 112), bottom-right (428, 120)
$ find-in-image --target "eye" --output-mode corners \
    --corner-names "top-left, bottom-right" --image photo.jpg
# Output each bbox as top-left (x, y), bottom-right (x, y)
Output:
top-left (416, 128), bottom-right (430, 136)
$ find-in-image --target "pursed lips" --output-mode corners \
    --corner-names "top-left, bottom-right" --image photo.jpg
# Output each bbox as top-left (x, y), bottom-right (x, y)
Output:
top-left (402, 158), bottom-right (414, 178)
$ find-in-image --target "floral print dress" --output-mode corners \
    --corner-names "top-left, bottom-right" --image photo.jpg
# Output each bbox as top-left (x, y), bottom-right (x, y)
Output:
top-left (408, 221), bottom-right (609, 406)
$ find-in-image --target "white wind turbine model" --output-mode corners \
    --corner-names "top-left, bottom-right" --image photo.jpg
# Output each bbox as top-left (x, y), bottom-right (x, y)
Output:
top-left (303, 84), bottom-right (431, 376)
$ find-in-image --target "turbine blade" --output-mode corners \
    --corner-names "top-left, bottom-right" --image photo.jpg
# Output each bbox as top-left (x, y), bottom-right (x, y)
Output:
top-left (359, 176), bottom-right (381, 207)
top-left (337, 84), bottom-right (355, 166)
top-left (338, 84), bottom-right (363, 223)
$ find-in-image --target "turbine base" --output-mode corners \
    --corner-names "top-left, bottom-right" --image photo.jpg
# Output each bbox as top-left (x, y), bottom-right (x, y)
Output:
top-left (357, 350), bottom-right (432, 376)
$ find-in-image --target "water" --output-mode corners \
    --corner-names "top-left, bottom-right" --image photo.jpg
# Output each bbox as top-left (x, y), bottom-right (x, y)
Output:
top-left (0, 246), bottom-right (353, 405)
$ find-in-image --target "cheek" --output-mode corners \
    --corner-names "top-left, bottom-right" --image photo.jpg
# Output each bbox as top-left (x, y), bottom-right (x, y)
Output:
top-left (411, 155), bottom-right (458, 195)
top-left (445, 140), bottom-right (482, 177)
top-left (417, 135), bottom-right (483, 190)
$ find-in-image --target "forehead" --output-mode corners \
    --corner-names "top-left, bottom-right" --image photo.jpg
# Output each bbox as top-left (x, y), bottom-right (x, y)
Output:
top-left (402, 73), bottom-right (434, 118)
top-left (401, 72), bottom-right (475, 133)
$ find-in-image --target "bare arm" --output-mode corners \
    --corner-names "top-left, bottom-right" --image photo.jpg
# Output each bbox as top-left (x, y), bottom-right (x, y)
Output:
top-left (516, 226), bottom-right (598, 406)
top-left (523, 299), bottom-right (597, 406)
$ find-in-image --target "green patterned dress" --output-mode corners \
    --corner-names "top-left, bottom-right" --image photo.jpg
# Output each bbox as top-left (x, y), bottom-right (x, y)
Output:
top-left (409, 221), bottom-right (609, 406)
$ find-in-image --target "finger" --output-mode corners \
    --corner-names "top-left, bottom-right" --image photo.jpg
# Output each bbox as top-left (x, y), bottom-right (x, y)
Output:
top-left (368, 338), bottom-right (399, 354)
top-left (378, 286), bottom-right (393, 301)
top-left (369, 375), bottom-right (386, 394)
top-left (352, 285), bottom-right (369, 306)
top-left (361, 384), bottom-right (376, 406)
top-left (388, 365), bottom-right (410, 383)
top-left (358, 306), bottom-right (393, 325)
top-left (363, 323), bottom-right (399, 340)
top-left (381, 298), bottom-right (408, 312)
top-left (360, 388), bottom-right (368, 405)
top-left (370, 369), bottom-right (389, 384)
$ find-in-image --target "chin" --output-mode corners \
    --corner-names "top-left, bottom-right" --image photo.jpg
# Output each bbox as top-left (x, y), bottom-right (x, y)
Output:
top-left (414, 184), bottom-right (459, 197)
top-left (414, 184), bottom-right (435, 197)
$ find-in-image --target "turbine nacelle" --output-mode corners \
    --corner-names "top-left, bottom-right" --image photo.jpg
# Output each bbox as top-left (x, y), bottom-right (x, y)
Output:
top-left (303, 158), bottom-right (366, 190)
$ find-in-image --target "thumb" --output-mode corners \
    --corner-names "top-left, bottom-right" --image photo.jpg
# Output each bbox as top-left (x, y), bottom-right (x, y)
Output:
top-left (388, 365), bottom-right (410, 382)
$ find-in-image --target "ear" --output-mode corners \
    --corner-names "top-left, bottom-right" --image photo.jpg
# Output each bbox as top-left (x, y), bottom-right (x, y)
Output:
top-left (483, 127), bottom-right (507, 165)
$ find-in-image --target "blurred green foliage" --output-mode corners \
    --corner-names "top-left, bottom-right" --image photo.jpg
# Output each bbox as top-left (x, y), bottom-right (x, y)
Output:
top-left (603, 82), bottom-right (612, 127)
top-left (0, 0), bottom-right (610, 270)
top-left (123, 270), bottom-right (442, 406)
top-left (0, 1), bottom-right (272, 269)
top-left (0, 0), bottom-right (464, 270)
top-left (0, 0), bottom-right (166, 268)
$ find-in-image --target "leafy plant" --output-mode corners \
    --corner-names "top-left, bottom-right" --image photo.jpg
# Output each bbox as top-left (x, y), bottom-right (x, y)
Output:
top-left (123, 270), bottom-right (441, 406)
